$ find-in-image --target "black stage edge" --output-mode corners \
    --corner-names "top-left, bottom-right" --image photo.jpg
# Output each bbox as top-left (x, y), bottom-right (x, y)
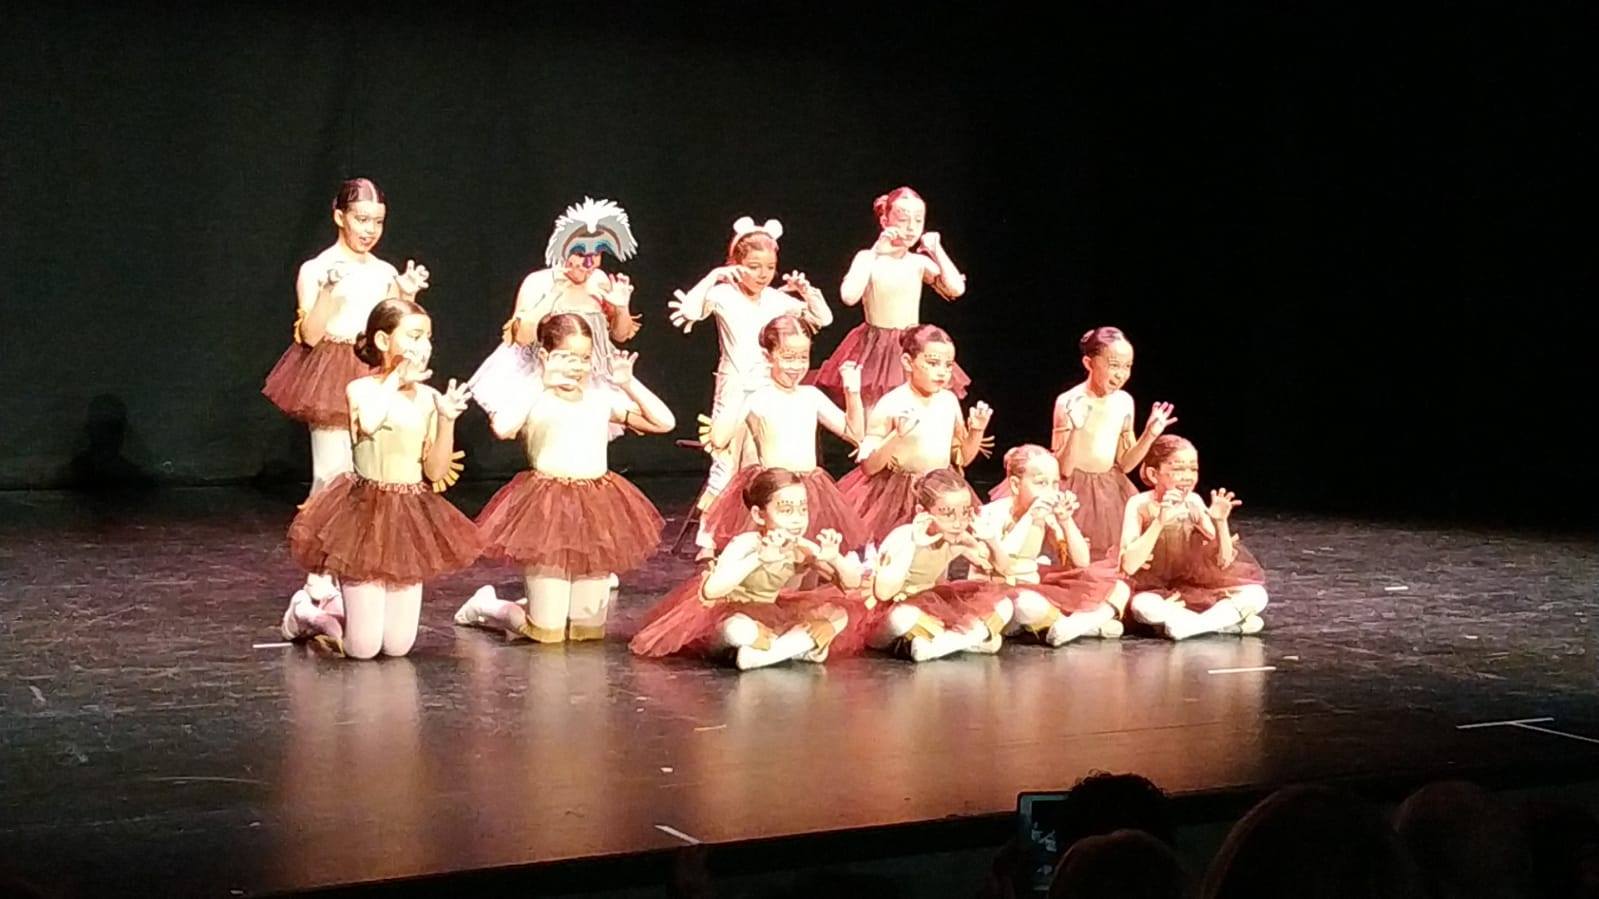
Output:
top-left (2, 483), bottom-right (1597, 898)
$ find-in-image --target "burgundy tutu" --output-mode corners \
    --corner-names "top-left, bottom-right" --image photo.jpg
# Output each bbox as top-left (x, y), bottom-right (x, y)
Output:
top-left (810, 323), bottom-right (971, 408)
top-left (288, 474), bottom-right (481, 586)
top-left (476, 471), bottom-right (664, 576)
top-left (832, 580), bottom-right (1007, 656)
top-left (1064, 469), bottom-right (1138, 559)
top-left (1130, 530), bottom-right (1267, 612)
top-left (629, 576), bottom-right (852, 659)
top-left (1028, 559), bottom-right (1127, 614)
top-left (838, 466), bottom-right (916, 545)
top-left (701, 467), bottom-right (869, 552)
top-left (988, 467), bottom-right (1136, 560)
top-left (838, 466), bottom-right (983, 546)
top-left (262, 339), bottom-right (375, 428)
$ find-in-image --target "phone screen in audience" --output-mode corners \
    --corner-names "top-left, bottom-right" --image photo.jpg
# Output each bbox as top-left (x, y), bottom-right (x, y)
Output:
top-left (1016, 792), bottom-right (1070, 894)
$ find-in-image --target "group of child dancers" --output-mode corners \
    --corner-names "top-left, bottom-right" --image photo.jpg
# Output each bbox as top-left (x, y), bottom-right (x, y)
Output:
top-left (263, 179), bottom-right (1269, 666)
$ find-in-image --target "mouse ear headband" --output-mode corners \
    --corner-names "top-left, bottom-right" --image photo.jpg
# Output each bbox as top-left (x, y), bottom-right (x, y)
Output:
top-left (727, 215), bottom-right (783, 259)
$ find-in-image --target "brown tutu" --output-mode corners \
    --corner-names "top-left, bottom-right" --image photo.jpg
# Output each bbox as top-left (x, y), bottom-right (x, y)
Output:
top-left (701, 467), bottom-right (869, 552)
top-left (810, 323), bottom-right (971, 408)
top-left (832, 580), bottom-right (1005, 656)
top-left (288, 474), bottom-right (481, 586)
top-left (1028, 559), bottom-right (1128, 615)
top-left (629, 576), bottom-right (852, 659)
top-left (1130, 529), bottom-right (1267, 612)
top-left (262, 339), bottom-right (375, 428)
top-left (476, 471), bottom-right (664, 576)
top-left (909, 580), bottom-right (1009, 626)
top-left (838, 466), bottom-right (982, 546)
top-left (838, 466), bottom-right (918, 546)
top-left (989, 467), bottom-right (1136, 560)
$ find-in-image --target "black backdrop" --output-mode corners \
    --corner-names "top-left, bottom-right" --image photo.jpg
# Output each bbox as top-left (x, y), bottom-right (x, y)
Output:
top-left (1, 2), bottom-right (1585, 527)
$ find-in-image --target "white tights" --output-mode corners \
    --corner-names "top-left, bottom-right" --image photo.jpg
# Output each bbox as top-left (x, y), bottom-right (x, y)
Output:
top-left (308, 426), bottom-right (353, 497)
top-left (303, 426), bottom-right (354, 598)
top-left (455, 568), bottom-right (613, 643)
top-left (1129, 584), bottom-right (1269, 640)
top-left (341, 581), bottom-right (423, 660)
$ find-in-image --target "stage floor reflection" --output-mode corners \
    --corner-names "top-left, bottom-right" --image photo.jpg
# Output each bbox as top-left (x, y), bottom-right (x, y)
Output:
top-left (2, 485), bottom-right (1596, 897)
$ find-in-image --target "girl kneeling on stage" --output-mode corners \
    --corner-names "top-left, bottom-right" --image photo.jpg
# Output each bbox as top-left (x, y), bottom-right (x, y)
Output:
top-left (1117, 434), bottom-right (1269, 640)
top-left (282, 299), bottom-right (480, 659)
top-left (630, 468), bottom-right (862, 670)
top-left (456, 312), bottom-right (675, 644)
top-left (841, 469), bottom-right (1015, 662)
top-left (977, 445), bottom-right (1130, 646)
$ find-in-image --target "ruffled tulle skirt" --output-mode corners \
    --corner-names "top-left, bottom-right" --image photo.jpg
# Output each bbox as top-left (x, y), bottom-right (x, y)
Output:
top-left (262, 339), bottom-right (374, 428)
top-left (476, 471), bottom-right (664, 576)
top-left (700, 467), bottom-right (868, 552)
top-left (629, 577), bottom-right (853, 659)
top-left (288, 474), bottom-right (481, 585)
top-left (838, 466), bottom-right (981, 546)
top-left (810, 323), bottom-right (971, 408)
top-left (831, 580), bottom-right (1009, 656)
top-left (1024, 559), bottom-right (1127, 615)
top-left (1130, 532), bottom-right (1267, 611)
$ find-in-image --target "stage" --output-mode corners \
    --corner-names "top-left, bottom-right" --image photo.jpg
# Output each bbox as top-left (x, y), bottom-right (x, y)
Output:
top-left (2, 482), bottom-right (1597, 897)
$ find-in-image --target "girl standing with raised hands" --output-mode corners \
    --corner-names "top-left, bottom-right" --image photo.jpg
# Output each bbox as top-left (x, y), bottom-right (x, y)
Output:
top-left (839, 324), bottom-right (992, 545)
top-left (695, 315), bottom-right (868, 554)
top-left (667, 217), bottom-right (834, 537)
top-left (811, 186), bottom-right (969, 408)
top-left (994, 326), bottom-right (1174, 561)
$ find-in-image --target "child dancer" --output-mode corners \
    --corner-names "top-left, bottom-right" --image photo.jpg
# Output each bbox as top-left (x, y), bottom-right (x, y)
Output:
top-left (976, 445), bottom-right (1130, 646)
top-left (263, 178), bottom-right (430, 602)
top-left (840, 469), bottom-right (1014, 661)
top-left (839, 324), bottom-right (992, 544)
top-left (264, 178), bottom-right (431, 497)
top-left (696, 315), bottom-right (867, 553)
top-left (667, 217), bottom-right (834, 531)
top-left (630, 469), bottom-right (861, 669)
top-left (280, 299), bottom-right (479, 660)
top-left (812, 187), bottom-right (969, 407)
top-left (1118, 435), bottom-right (1269, 640)
top-left (454, 313), bottom-right (675, 644)
top-left (468, 197), bottom-right (640, 429)
top-left (993, 326), bottom-right (1175, 560)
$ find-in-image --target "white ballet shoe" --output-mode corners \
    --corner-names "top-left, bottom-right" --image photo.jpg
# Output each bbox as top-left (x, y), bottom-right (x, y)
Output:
top-left (730, 629), bottom-right (809, 669)
top-left (957, 616), bottom-right (991, 644)
top-left (968, 629), bottom-right (1005, 654)
top-left (1162, 612), bottom-right (1208, 641)
top-left (454, 585), bottom-right (498, 626)
top-left (1044, 616), bottom-right (1085, 647)
top-left (280, 589), bottom-right (315, 640)
top-left (304, 572), bottom-right (339, 604)
top-left (910, 630), bottom-right (969, 662)
top-left (1220, 614), bottom-right (1265, 636)
top-left (734, 645), bottom-right (783, 670)
top-left (907, 638), bottom-right (942, 662)
top-left (1097, 619), bottom-right (1124, 639)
